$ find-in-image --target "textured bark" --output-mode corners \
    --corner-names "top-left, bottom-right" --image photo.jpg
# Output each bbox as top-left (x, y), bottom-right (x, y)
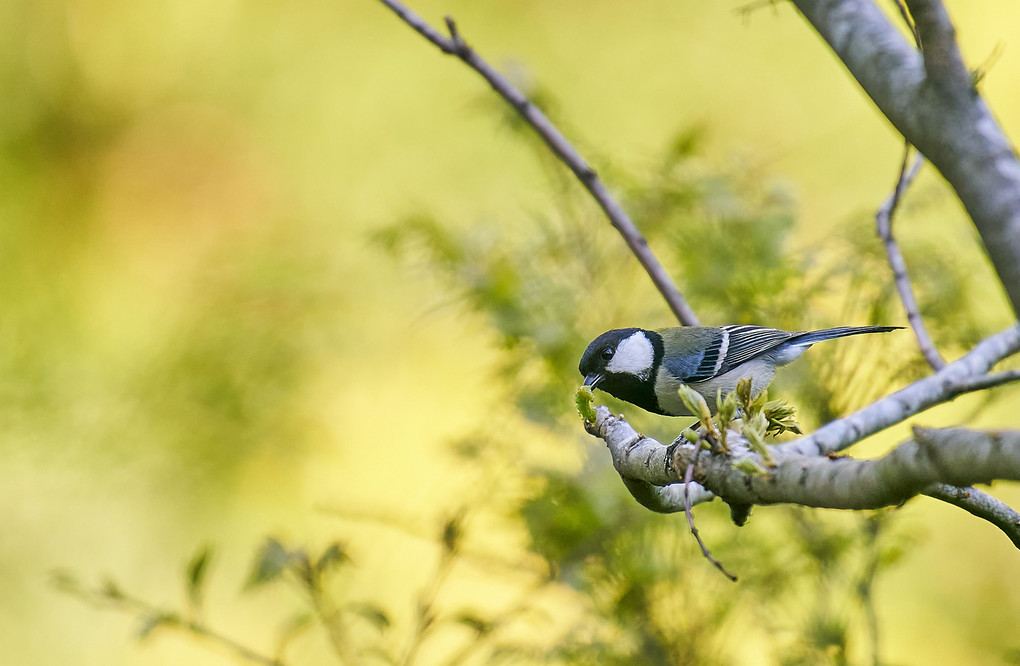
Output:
top-left (592, 407), bottom-right (1020, 531)
top-left (792, 0), bottom-right (1020, 316)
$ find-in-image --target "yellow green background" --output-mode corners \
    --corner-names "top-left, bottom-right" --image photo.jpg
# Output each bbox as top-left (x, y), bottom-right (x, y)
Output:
top-left (3, 0), bottom-right (1019, 664)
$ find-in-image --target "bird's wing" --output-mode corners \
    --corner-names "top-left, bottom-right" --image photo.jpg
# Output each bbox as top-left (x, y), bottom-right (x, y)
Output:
top-left (659, 328), bottom-right (727, 383)
top-left (659, 326), bottom-right (799, 383)
top-left (715, 325), bottom-right (797, 375)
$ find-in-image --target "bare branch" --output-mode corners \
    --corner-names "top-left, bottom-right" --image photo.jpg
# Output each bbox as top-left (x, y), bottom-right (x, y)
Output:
top-left (376, 0), bottom-right (700, 326)
top-left (923, 483), bottom-right (1020, 548)
top-left (876, 151), bottom-right (945, 369)
top-left (775, 324), bottom-right (1020, 458)
top-left (791, 0), bottom-right (1020, 317)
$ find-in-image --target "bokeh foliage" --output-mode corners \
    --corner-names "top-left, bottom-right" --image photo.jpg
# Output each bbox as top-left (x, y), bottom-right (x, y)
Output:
top-left (7, 1), bottom-right (1020, 665)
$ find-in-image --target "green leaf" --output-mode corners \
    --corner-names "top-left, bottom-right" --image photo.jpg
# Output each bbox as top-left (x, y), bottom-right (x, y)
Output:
top-left (441, 516), bottom-right (463, 554)
top-left (316, 542), bottom-right (350, 574)
top-left (455, 613), bottom-right (491, 635)
top-left (732, 458), bottom-right (769, 476)
top-left (101, 578), bottom-right (125, 601)
top-left (245, 538), bottom-right (293, 590)
top-left (49, 569), bottom-right (82, 596)
top-left (763, 399), bottom-right (801, 436)
top-left (347, 602), bottom-right (391, 631)
top-left (677, 385), bottom-right (718, 441)
top-left (186, 544), bottom-right (214, 609)
top-left (137, 611), bottom-right (179, 641)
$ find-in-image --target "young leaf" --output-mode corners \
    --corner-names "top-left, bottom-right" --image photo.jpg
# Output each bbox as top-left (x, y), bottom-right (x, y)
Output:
top-left (736, 377), bottom-right (754, 412)
top-left (677, 385), bottom-right (718, 441)
top-left (186, 544), bottom-right (214, 609)
top-left (347, 602), bottom-right (391, 631)
top-left (455, 613), bottom-right (491, 635)
top-left (245, 538), bottom-right (292, 591)
top-left (763, 399), bottom-right (802, 436)
top-left (441, 516), bottom-right (463, 554)
top-left (137, 611), bottom-right (179, 641)
top-left (316, 542), bottom-right (350, 574)
top-left (731, 458), bottom-right (769, 476)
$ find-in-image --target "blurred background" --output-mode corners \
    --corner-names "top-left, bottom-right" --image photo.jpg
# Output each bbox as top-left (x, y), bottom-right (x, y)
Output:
top-left (3, 0), bottom-right (1020, 664)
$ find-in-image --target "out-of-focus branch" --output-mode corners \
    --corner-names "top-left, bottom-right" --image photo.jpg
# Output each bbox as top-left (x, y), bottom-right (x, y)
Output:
top-left (775, 324), bottom-right (1020, 458)
top-left (876, 151), bottom-right (945, 369)
top-left (375, 0), bottom-right (700, 326)
top-left (791, 0), bottom-right (1020, 318)
top-left (52, 575), bottom-right (286, 666)
top-left (589, 407), bottom-right (1020, 545)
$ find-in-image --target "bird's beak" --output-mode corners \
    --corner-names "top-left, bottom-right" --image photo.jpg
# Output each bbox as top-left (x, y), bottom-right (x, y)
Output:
top-left (584, 373), bottom-right (604, 389)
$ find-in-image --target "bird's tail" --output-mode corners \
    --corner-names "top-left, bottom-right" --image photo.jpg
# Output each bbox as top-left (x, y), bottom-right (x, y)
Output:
top-left (790, 325), bottom-right (902, 347)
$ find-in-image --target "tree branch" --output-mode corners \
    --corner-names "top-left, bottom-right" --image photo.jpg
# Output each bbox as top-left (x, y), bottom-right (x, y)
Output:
top-left (589, 407), bottom-right (1020, 543)
top-left (923, 483), bottom-right (1020, 548)
top-left (376, 0), bottom-right (700, 326)
top-left (791, 0), bottom-right (1020, 317)
top-left (876, 151), bottom-right (945, 369)
top-left (902, 0), bottom-right (972, 92)
top-left (775, 324), bottom-right (1020, 458)
top-left (620, 476), bottom-right (715, 513)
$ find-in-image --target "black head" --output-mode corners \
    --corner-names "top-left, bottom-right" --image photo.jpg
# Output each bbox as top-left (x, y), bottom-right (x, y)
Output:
top-left (578, 328), bottom-right (665, 414)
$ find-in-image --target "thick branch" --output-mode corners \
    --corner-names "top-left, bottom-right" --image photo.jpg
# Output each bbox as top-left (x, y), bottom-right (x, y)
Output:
top-left (698, 426), bottom-right (1020, 509)
top-left (791, 0), bottom-right (1020, 317)
top-left (620, 477), bottom-right (714, 514)
top-left (775, 324), bottom-right (1020, 457)
top-left (590, 407), bottom-right (1020, 543)
top-left (376, 0), bottom-right (699, 326)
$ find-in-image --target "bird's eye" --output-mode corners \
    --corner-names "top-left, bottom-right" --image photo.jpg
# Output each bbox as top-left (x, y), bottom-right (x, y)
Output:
top-left (601, 347), bottom-right (614, 361)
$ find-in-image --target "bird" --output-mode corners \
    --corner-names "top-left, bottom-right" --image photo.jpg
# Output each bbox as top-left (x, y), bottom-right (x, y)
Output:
top-left (579, 325), bottom-right (901, 416)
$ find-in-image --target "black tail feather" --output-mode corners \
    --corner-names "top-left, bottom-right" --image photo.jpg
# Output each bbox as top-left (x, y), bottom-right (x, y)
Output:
top-left (790, 325), bottom-right (903, 346)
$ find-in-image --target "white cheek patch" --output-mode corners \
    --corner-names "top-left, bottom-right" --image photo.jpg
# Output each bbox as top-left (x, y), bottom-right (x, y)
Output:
top-left (606, 331), bottom-right (654, 379)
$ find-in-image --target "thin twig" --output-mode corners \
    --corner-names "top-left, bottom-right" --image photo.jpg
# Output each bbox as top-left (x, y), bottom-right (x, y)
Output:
top-left (954, 368), bottom-right (1020, 393)
top-left (58, 579), bottom-right (285, 666)
top-left (775, 324), bottom-right (1020, 458)
top-left (903, 0), bottom-right (973, 92)
top-left (399, 533), bottom-right (458, 666)
top-left (857, 516), bottom-right (884, 666)
top-left (876, 149), bottom-right (945, 369)
top-left (376, 0), bottom-right (699, 326)
top-left (684, 458), bottom-right (738, 582)
top-left (892, 0), bottom-right (922, 49)
top-left (924, 483), bottom-right (1020, 548)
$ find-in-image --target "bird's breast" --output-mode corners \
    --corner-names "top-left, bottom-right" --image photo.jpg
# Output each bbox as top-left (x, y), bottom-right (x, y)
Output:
top-left (654, 358), bottom-right (776, 416)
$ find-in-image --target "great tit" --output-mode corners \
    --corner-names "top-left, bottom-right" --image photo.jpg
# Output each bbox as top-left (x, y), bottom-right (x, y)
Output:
top-left (579, 325), bottom-right (900, 416)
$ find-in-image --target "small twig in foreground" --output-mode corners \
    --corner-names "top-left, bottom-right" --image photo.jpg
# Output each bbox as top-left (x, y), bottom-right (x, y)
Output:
top-left (684, 458), bottom-right (738, 582)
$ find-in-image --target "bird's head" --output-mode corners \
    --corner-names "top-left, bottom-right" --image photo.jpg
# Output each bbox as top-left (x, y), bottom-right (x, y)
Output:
top-left (579, 328), bottom-right (658, 391)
